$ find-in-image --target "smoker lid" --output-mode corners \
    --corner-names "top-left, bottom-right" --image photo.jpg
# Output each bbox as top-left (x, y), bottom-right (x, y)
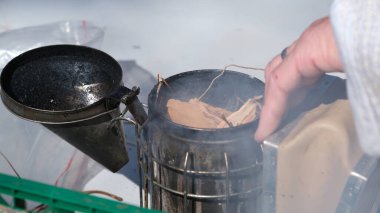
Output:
top-left (0, 45), bottom-right (123, 123)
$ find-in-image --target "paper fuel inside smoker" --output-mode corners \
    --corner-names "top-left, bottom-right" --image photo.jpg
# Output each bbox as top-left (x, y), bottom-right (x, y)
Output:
top-left (166, 97), bottom-right (261, 128)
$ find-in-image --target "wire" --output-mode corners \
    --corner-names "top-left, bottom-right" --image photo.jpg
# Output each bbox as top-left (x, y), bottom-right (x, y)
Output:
top-left (83, 190), bottom-right (123, 201)
top-left (198, 64), bottom-right (264, 100)
top-left (31, 190), bottom-right (123, 212)
top-left (54, 150), bottom-right (77, 186)
top-left (31, 203), bottom-right (48, 212)
top-left (0, 150), bottom-right (20, 178)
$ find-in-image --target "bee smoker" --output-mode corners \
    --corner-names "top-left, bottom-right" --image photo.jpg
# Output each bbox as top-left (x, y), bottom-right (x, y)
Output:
top-left (141, 70), bottom-right (265, 213)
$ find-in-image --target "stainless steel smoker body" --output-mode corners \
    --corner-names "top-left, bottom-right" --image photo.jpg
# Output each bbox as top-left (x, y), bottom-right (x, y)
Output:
top-left (141, 70), bottom-right (265, 213)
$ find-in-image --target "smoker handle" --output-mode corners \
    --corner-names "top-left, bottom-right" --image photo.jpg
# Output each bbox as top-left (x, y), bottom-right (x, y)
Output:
top-left (108, 86), bottom-right (148, 126)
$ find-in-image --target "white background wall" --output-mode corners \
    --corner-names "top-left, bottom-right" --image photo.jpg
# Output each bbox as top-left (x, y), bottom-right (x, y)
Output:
top-left (0, 0), bottom-right (333, 80)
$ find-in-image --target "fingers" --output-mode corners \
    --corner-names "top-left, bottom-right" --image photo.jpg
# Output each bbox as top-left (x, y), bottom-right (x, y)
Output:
top-left (265, 42), bottom-right (296, 81)
top-left (264, 55), bottom-right (282, 99)
top-left (255, 86), bottom-right (288, 141)
top-left (265, 55), bottom-right (282, 81)
top-left (255, 52), bottom-right (303, 141)
top-left (255, 51), bottom-right (322, 141)
top-left (256, 50), bottom-right (290, 141)
top-left (255, 17), bottom-right (340, 141)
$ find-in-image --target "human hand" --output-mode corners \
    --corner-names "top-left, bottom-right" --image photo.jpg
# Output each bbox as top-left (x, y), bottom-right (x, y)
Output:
top-left (255, 17), bottom-right (343, 141)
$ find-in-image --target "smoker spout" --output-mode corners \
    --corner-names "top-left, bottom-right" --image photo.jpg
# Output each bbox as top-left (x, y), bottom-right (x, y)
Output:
top-left (109, 86), bottom-right (148, 126)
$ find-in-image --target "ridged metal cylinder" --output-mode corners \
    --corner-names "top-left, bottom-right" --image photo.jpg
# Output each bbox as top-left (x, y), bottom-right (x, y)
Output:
top-left (143, 70), bottom-right (264, 213)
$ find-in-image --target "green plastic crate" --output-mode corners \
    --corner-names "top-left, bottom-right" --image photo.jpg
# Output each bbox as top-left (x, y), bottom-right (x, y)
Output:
top-left (0, 173), bottom-right (159, 212)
